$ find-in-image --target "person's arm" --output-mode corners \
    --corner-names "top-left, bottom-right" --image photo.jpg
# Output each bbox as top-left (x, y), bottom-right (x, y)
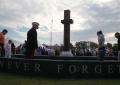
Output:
top-left (32, 30), bottom-right (38, 48)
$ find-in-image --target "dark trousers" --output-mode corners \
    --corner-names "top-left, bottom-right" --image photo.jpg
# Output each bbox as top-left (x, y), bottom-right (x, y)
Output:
top-left (12, 49), bottom-right (15, 55)
top-left (98, 47), bottom-right (105, 61)
top-left (25, 48), bottom-right (35, 59)
top-left (0, 43), bottom-right (5, 57)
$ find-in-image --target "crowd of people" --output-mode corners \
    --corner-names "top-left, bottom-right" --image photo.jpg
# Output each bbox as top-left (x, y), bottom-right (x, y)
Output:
top-left (16, 44), bottom-right (56, 56)
top-left (73, 48), bottom-right (118, 57)
top-left (0, 22), bottom-right (120, 60)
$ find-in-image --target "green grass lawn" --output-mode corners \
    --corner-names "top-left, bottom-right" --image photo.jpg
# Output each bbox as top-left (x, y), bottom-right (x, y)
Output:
top-left (0, 72), bottom-right (120, 85)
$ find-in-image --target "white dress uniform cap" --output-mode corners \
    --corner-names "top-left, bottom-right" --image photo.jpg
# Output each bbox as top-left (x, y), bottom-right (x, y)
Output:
top-left (32, 22), bottom-right (39, 26)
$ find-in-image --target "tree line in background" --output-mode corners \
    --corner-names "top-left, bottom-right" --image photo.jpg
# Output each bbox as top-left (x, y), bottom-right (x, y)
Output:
top-left (15, 41), bottom-right (118, 57)
top-left (70, 41), bottom-right (118, 56)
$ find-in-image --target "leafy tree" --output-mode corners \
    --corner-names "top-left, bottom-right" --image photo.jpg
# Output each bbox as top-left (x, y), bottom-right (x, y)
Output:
top-left (76, 41), bottom-right (86, 50)
top-left (112, 43), bottom-right (118, 51)
top-left (75, 41), bottom-right (97, 51)
top-left (89, 42), bottom-right (98, 50)
top-left (106, 43), bottom-right (112, 49)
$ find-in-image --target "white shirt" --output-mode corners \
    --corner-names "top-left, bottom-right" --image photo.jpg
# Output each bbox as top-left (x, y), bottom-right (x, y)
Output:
top-left (4, 42), bottom-right (11, 58)
top-left (98, 34), bottom-right (105, 48)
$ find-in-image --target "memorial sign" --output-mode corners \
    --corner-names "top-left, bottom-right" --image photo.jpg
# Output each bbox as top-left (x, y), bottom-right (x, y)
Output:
top-left (0, 58), bottom-right (120, 78)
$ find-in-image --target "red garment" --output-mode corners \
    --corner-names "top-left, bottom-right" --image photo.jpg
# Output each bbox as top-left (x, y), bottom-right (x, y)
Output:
top-left (27, 49), bottom-right (35, 59)
top-left (0, 32), bottom-right (5, 44)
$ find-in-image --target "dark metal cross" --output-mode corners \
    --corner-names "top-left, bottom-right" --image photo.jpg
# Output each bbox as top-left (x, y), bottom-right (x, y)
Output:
top-left (61, 10), bottom-right (73, 51)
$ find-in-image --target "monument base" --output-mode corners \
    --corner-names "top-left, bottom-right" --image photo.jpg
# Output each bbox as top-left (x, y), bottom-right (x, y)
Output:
top-left (60, 51), bottom-right (73, 56)
top-left (0, 57), bottom-right (119, 78)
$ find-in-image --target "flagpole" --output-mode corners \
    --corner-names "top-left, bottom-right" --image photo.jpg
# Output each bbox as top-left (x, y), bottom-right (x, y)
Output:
top-left (50, 19), bottom-right (53, 46)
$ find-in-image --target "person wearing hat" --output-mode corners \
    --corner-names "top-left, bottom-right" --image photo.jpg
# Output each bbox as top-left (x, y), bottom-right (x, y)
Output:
top-left (25, 22), bottom-right (39, 59)
top-left (0, 29), bottom-right (8, 57)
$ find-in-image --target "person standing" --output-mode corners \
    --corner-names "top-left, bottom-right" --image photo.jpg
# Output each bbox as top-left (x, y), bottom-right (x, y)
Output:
top-left (25, 22), bottom-right (39, 59)
top-left (11, 41), bottom-right (15, 56)
top-left (4, 40), bottom-right (12, 58)
top-left (115, 32), bottom-right (120, 60)
top-left (97, 31), bottom-right (105, 61)
top-left (21, 40), bottom-right (27, 54)
top-left (0, 29), bottom-right (8, 57)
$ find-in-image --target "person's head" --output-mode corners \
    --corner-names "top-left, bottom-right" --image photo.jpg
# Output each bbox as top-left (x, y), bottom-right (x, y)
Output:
top-left (32, 22), bottom-right (39, 29)
top-left (115, 32), bottom-right (120, 39)
top-left (2, 29), bottom-right (8, 35)
top-left (97, 30), bottom-right (103, 36)
top-left (8, 40), bottom-right (12, 44)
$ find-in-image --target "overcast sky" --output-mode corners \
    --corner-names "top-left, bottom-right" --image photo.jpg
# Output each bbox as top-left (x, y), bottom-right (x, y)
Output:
top-left (0, 0), bottom-right (119, 46)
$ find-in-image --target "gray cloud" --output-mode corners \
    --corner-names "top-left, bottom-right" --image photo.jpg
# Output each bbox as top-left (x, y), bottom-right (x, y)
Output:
top-left (0, 0), bottom-right (119, 45)
top-left (0, 25), bottom-right (26, 43)
top-left (70, 0), bottom-right (120, 44)
top-left (0, 0), bottom-right (53, 26)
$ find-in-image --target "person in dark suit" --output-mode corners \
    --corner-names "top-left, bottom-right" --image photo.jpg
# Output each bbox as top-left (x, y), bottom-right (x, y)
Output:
top-left (115, 32), bottom-right (120, 60)
top-left (25, 22), bottom-right (39, 59)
